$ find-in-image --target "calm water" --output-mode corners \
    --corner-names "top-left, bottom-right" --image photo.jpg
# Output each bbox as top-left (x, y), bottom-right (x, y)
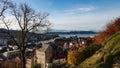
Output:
top-left (40, 34), bottom-right (97, 43)
top-left (59, 34), bottom-right (97, 38)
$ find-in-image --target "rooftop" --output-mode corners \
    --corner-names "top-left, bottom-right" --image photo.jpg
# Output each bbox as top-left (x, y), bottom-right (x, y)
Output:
top-left (37, 44), bottom-right (50, 52)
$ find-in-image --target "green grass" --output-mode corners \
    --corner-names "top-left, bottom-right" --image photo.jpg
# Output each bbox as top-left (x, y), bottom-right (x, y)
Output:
top-left (78, 31), bottom-right (120, 68)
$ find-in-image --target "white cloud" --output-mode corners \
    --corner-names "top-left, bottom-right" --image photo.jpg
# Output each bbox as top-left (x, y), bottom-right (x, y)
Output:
top-left (50, 10), bottom-right (120, 31)
top-left (77, 6), bottom-right (95, 12)
top-left (0, 16), bottom-right (23, 30)
top-left (63, 6), bottom-right (95, 15)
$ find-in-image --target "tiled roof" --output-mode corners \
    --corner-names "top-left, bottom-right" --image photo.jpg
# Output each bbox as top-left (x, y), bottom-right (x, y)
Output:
top-left (37, 44), bottom-right (50, 52)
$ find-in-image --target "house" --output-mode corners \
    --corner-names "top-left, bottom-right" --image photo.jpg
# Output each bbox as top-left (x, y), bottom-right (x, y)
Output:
top-left (0, 39), bottom-right (7, 45)
top-left (0, 53), bottom-right (7, 68)
top-left (2, 50), bottom-right (35, 68)
top-left (36, 44), bottom-right (53, 68)
top-left (1, 57), bottom-right (22, 68)
top-left (0, 39), bottom-right (8, 52)
top-left (54, 37), bottom-right (66, 48)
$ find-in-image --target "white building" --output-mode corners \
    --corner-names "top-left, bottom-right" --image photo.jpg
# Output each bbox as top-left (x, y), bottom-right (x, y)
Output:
top-left (36, 44), bottom-right (53, 68)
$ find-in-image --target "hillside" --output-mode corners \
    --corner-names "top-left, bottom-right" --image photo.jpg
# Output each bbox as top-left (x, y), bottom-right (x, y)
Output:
top-left (79, 32), bottom-right (120, 68)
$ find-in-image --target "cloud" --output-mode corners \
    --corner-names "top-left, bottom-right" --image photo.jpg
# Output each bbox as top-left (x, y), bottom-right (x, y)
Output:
top-left (50, 10), bottom-right (120, 31)
top-left (63, 6), bottom-right (95, 15)
top-left (77, 6), bottom-right (95, 12)
top-left (0, 16), bottom-right (21, 30)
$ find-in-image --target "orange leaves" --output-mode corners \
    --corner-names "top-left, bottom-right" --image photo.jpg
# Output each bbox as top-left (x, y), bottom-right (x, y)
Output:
top-left (94, 18), bottom-right (120, 44)
top-left (67, 50), bottom-right (80, 65)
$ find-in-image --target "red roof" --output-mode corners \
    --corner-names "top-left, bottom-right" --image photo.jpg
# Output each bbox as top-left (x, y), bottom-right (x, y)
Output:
top-left (55, 53), bottom-right (65, 59)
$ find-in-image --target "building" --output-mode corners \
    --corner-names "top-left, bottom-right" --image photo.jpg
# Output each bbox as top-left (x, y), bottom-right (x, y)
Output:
top-left (0, 39), bottom-right (7, 52)
top-left (36, 44), bottom-right (53, 68)
top-left (2, 50), bottom-right (35, 68)
top-left (0, 39), bottom-right (7, 45)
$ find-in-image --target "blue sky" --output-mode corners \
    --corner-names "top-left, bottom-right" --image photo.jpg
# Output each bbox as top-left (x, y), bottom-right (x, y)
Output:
top-left (13, 0), bottom-right (120, 31)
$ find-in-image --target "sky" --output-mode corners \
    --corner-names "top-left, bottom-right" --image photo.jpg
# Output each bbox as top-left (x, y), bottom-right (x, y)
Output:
top-left (13, 0), bottom-right (120, 31)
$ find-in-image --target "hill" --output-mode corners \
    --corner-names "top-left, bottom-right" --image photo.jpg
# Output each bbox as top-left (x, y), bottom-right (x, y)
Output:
top-left (0, 28), bottom-right (58, 40)
top-left (79, 31), bottom-right (120, 68)
top-left (50, 31), bottom-right (98, 34)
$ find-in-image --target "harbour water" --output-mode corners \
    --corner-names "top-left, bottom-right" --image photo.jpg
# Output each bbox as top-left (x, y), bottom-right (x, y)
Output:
top-left (39, 34), bottom-right (97, 43)
top-left (59, 34), bottom-right (97, 38)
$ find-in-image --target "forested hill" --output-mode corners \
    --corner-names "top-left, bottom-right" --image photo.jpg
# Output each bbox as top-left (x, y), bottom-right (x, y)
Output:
top-left (50, 31), bottom-right (98, 34)
top-left (0, 28), bottom-right (59, 40)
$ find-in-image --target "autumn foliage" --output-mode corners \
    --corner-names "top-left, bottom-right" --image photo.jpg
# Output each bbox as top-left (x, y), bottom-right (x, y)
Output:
top-left (67, 50), bottom-right (80, 65)
top-left (67, 44), bottom-right (101, 65)
top-left (94, 18), bottom-right (120, 44)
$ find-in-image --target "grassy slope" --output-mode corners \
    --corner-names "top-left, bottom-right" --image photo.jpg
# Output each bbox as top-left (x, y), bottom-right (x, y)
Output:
top-left (79, 32), bottom-right (120, 68)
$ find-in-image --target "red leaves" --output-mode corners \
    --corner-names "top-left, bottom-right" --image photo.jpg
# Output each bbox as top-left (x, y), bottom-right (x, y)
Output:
top-left (94, 18), bottom-right (120, 44)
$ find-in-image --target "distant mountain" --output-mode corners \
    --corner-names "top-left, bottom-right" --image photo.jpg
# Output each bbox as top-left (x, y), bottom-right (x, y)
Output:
top-left (0, 28), bottom-right (21, 38)
top-left (49, 30), bottom-right (69, 32)
top-left (50, 30), bottom-right (98, 34)
top-left (0, 28), bottom-right (59, 40)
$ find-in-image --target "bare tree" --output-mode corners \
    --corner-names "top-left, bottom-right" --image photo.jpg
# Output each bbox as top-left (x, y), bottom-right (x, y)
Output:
top-left (0, 0), bottom-right (12, 16)
top-left (0, 0), bottom-right (7, 16)
top-left (0, 2), bottom-right (50, 68)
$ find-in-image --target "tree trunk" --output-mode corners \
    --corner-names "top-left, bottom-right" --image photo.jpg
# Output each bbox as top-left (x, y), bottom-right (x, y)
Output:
top-left (22, 52), bottom-right (26, 68)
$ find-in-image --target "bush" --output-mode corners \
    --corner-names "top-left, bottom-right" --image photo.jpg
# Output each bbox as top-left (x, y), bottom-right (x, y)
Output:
top-left (93, 62), bottom-right (106, 68)
top-left (69, 65), bottom-right (77, 68)
top-left (65, 64), bottom-right (71, 68)
top-left (78, 43), bottom-right (101, 64)
top-left (31, 63), bottom-right (41, 68)
top-left (67, 43), bottom-right (101, 65)
top-left (67, 50), bottom-right (80, 65)
top-left (48, 61), bottom-right (60, 68)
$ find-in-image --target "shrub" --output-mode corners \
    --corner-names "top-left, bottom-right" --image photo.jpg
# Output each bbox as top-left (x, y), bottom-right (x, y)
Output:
top-left (78, 43), bottom-right (101, 63)
top-left (69, 65), bottom-right (77, 68)
top-left (31, 63), bottom-right (41, 68)
top-left (67, 50), bottom-right (80, 65)
top-left (67, 43), bottom-right (101, 65)
top-left (48, 61), bottom-right (60, 68)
